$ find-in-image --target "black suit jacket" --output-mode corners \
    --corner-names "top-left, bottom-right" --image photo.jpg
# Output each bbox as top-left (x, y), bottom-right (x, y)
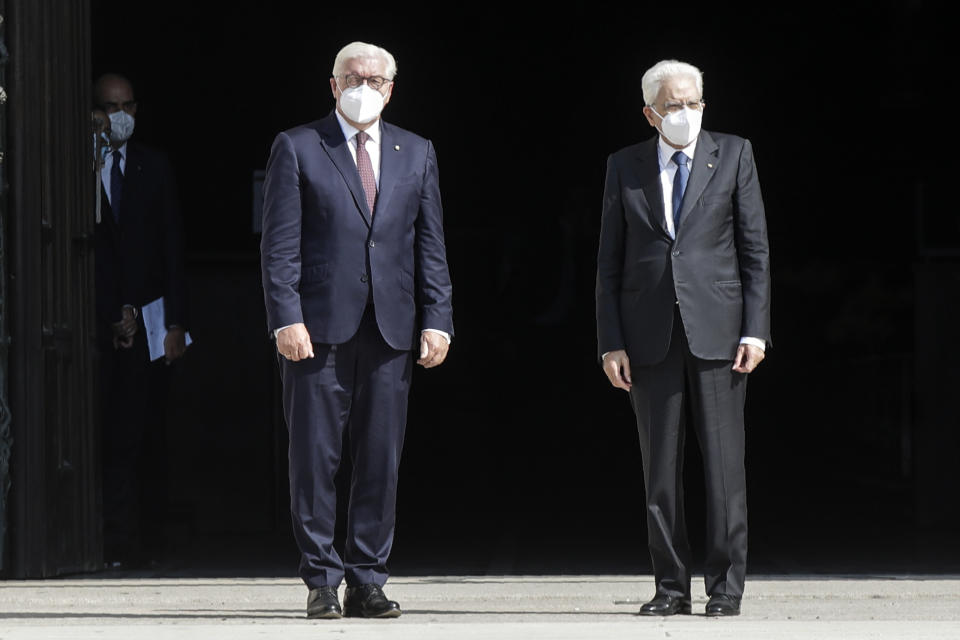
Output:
top-left (596, 130), bottom-right (771, 365)
top-left (95, 141), bottom-right (188, 339)
top-left (260, 112), bottom-right (454, 351)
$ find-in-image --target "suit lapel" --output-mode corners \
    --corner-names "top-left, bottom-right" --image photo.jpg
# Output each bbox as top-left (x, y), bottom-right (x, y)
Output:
top-left (676, 130), bottom-right (719, 229)
top-left (120, 143), bottom-right (143, 215)
top-left (121, 143), bottom-right (143, 226)
top-left (315, 113), bottom-right (372, 227)
top-left (634, 138), bottom-right (671, 239)
top-left (99, 181), bottom-right (122, 242)
top-left (373, 121), bottom-right (401, 225)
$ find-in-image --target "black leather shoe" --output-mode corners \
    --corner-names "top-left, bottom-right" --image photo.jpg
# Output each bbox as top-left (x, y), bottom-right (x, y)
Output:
top-left (343, 583), bottom-right (401, 618)
top-left (638, 593), bottom-right (692, 616)
top-left (306, 586), bottom-right (342, 619)
top-left (705, 594), bottom-right (741, 616)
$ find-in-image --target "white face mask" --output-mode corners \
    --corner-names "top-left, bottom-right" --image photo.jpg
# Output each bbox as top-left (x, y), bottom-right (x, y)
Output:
top-left (337, 82), bottom-right (386, 124)
top-left (108, 110), bottom-right (135, 144)
top-left (651, 106), bottom-right (702, 147)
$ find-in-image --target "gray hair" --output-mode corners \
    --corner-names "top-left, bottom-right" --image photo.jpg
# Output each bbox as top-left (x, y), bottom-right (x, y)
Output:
top-left (332, 41), bottom-right (397, 80)
top-left (641, 60), bottom-right (703, 106)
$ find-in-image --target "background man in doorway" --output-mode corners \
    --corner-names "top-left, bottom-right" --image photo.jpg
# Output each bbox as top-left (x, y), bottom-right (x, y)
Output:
top-left (94, 72), bottom-right (190, 567)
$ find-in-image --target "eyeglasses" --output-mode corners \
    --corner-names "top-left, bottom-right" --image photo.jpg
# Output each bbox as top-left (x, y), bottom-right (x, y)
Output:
top-left (339, 74), bottom-right (391, 90)
top-left (657, 100), bottom-right (705, 114)
top-left (98, 100), bottom-right (137, 113)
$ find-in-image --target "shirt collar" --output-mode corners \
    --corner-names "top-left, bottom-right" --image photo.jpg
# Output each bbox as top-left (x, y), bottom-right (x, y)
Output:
top-left (110, 142), bottom-right (128, 158)
top-left (656, 134), bottom-right (697, 170)
top-left (335, 110), bottom-right (381, 145)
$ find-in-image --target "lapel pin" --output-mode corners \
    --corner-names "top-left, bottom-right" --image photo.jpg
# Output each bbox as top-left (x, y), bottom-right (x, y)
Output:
top-left (707, 163), bottom-right (714, 168)
top-left (394, 145), bottom-right (400, 151)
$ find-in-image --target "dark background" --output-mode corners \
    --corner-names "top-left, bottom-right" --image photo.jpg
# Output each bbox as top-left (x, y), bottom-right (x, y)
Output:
top-left (90, 1), bottom-right (960, 577)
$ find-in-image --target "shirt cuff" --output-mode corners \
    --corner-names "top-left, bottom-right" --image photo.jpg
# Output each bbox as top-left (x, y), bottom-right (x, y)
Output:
top-left (739, 336), bottom-right (766, 351)
top-left (422, 329), bottom-right (451, 344)
top-left (275, 325), bottom-right (450, 344)
top-left (273, 323), bottom-right (297, 339)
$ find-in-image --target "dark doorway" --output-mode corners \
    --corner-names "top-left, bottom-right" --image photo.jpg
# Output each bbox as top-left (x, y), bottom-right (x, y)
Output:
top-left (76, 1), bottom-right (960, 579)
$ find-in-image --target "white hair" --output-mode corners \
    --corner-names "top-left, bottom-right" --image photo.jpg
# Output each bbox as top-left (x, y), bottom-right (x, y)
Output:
top-left (332, 41), bottom-right (397, 80)
top-left (641, 59), bottom-right (703, 106)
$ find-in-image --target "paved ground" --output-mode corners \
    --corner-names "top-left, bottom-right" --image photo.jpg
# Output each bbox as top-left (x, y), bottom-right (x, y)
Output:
top-left (2, 575), bottom-right (959, 639)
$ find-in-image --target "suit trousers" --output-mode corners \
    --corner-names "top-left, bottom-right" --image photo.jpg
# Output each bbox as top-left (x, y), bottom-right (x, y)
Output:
top-left (280, 305), bottom-right (413, 590)
top-left (629, 306), bottom-right (748, 599)
top-left (100, 322), bottom-right (170, 561)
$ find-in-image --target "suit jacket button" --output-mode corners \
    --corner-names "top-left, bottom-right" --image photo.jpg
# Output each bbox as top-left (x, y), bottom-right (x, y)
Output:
top-left (672, 250), bottom-right (680, 257)
top-left (360, 274), bottom-right (369, 283)
top-left (368, 240), bottom-right (376, 248)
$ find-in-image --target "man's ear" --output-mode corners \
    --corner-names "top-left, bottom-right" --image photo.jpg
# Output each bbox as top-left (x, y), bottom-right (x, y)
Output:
top-left (642, 106), bottom-right (659, 129)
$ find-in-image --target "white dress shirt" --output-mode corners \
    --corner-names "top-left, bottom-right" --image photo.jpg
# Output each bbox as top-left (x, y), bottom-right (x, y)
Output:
top-left (100, 142), bottom-right (128, 206)
top-left (334, 111), bottom-right (382, 188)
top-left (656, 135), bottom-right (696, 241)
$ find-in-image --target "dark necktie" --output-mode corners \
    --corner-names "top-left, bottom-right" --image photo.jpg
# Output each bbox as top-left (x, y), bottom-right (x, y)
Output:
top-left (355, 130), bottom-right (377, 215)
top-left (672, 150), bottom-right (689, 230)
top-left (110, 149), bottom-right (124, 223)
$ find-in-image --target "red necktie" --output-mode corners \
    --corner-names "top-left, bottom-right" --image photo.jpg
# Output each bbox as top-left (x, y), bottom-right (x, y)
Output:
top-left (355, 130), bottom-right (377, 214)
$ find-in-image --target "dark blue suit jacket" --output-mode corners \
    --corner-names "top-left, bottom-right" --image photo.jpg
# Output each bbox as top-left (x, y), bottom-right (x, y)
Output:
top-left (261, 112), bottom-right (453, 351)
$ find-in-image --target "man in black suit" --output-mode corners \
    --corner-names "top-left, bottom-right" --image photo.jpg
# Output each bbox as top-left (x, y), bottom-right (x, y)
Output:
top-left (596, 59), bottom-right (771, 617)
top-left (94, 73), bottom-right (189, 566)
top-left (260, 42), bottom-right (453, 619)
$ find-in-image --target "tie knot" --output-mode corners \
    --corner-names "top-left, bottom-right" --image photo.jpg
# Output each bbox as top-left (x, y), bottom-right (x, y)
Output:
top-left (356, 131), bottom-right (369, 145)
top-left (672, 151), bottom-right (688, 167)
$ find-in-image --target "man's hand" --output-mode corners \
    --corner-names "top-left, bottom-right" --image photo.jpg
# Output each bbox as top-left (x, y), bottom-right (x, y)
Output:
top-left (117, 305), bottom-right (138, 337)
top-left (417, 331), bottom-right (449, 368)
top-left (164, 326), bottom-right (188, 364)
top-left (732, 344), bottom-right (765, 373)
top-left (277, 323), bottom-right (315, 362)
top-left (602, 349), bottom-right (632, 391)
top-left (111, 333), bottom-right (134, 350)
top-left (111, 305), bottom-right (138, 349)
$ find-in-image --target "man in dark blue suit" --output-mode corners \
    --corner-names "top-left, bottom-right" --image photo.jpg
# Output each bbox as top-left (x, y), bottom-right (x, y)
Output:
top-left (260, 41), bottom-right (454, 620)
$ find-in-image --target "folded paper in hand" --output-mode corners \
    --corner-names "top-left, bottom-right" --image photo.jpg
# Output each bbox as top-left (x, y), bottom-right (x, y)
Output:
top-left (141, 296), bottom-right (193, 361)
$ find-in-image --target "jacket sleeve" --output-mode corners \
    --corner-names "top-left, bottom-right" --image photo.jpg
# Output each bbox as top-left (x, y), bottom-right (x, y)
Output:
top-left (732, 139), bottom-right (772, 347)
top-left (260, 132), bottom-right (305, 334)
top-left (413, 140), bottom-right (454, 337)
top-left (159, 154), bottom-right (188, 329)
top-left (595, 153), bottom-right (627, 360)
